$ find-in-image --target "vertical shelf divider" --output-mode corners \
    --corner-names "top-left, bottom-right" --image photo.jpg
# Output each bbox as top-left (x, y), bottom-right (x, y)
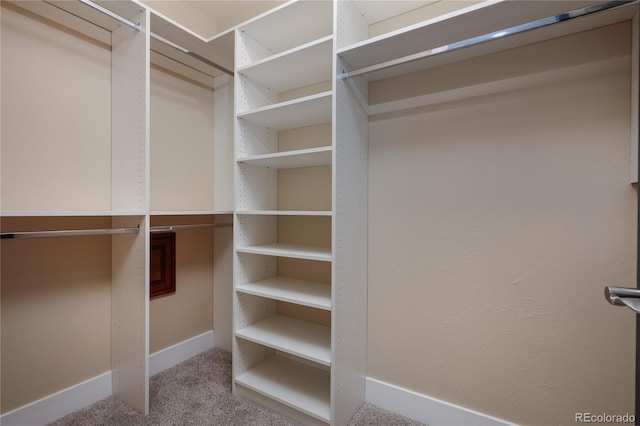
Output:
top-left (110, 6), bottom-right (151, 415)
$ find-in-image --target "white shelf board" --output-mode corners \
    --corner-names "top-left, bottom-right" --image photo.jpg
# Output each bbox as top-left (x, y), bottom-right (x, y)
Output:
top-left (236, 243), bottom-right (332, 262)
top-left (239, 1), bottom-right (333, 57)
top-left (238, 92), bottom-right (332, 130)
top-left (236, 315), bottom-right (331, 366)
top-left (338, 0), bottom-right (634, 81)
top-left (236, 211), bottom-right (332, 217)
top-left (149, 10), bottom-right (234, 74)
top-left (235, 355), bottom-right (331, 423)
top-left (150, 210), bottom-right (232, 216)
top-left (0, 211), bottom-right (145, 217)
top-left (238, 36), bottom-right (333, 93)
top-left (237, 276), bottom-right (332, 311)
top-left (350, 1), bottom-right (437, 26)
top-left (237, 146), bottom-right (332, 169)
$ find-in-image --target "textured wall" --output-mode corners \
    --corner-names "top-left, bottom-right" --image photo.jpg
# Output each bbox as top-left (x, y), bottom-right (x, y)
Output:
top-left (367, 22), bottom-right (636, 425)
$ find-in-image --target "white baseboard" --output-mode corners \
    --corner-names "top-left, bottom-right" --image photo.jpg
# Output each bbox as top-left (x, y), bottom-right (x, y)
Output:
top-left (149, 330), bottom-right (215, 376)
top-left (365, 377), bottom-right (517, 426)
top-left (1, 372), bottom-right (112, 426)
top-left (1, 330), bottom-right (215, 426)
top-left (2, 335), bottom-right (516, 426)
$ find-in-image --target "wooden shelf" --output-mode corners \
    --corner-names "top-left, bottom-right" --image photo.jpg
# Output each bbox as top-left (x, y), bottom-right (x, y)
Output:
top-left (236, 315), bottom-right (331, 366)
top-left (236, 243), bottom-right (332, 262)
top-left (237, 146), bottom-right (332, 169)
top-left (237, 91), bottom-right (332, 130)
top-left (236, 210), bottom-right (331, 217)
top-left (238, 36), bottom-right (333, 93)
top-left (235, 355), bottom-right (331, 423)
top-left (237, 276), bottom-right (331, 311)
top-left (338, 0), bottom-right (637, 82)
top-left (238, 1), bottom-right (333, 67)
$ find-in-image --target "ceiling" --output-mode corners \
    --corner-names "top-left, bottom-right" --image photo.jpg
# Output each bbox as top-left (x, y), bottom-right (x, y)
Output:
top-left (184, 0), bottom-right (285, 34)
top-left (141, 0), bottom-right (286, 38)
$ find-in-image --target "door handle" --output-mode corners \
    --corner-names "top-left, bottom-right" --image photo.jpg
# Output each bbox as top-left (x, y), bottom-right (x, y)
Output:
top-left (605, 286), bottom-right (640, 313)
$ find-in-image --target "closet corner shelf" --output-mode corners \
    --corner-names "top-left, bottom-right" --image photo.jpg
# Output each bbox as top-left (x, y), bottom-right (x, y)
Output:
top-left (237, 91), bottom-right (332, 130)
top-left (235, 315), bottom-right (331, 366)
top-left (149, 9), bottom-right (234, 76)
top-left (236, 210), bottom-right (332, 217)
top-left (238, 35), bottom-right (333, 93)
top-left (237, 146), bottom-right (332, 169)
top-left (237, 277), bottom-right (332, 311)
top-left (235, 355), bottom-right (331, 424)
top-left (337, 0), bottom-right (638, 82)
top-left (236, 243), bottom-right (332, 262)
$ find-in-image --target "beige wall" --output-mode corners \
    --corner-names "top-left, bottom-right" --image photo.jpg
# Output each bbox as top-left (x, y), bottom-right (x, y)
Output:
top-left (367, 22), bottom-right (636, 425)
top-left (150, 66), bottom-right (215, 212)
top-left (1, 217), bottom-right (112, 413)
top-left (1, 3), bottom-right (111, 212)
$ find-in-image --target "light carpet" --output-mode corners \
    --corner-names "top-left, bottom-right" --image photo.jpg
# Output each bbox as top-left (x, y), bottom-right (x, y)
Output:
top-left (51, 348), bottom-right (426, 426)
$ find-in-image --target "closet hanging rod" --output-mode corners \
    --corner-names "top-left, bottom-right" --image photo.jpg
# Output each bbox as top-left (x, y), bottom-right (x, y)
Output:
top-left (0, 226), bottom-right (140, 240)
top-left (77, 0), bottom-right (140, 30)
top-left (73, 0), bottom-right (234, 76)
top-left (151, 32), bottom-right (234, 76)
top-left (338, 0), bottom-right (639, 80)
top-left (150, 223), bottom-right (233, 232)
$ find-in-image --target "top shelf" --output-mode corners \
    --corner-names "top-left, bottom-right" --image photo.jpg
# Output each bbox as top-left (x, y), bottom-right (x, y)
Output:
top-left (338, 0), bottom-right (638, 82)
top-left (236, 0), bottom-right (333, 68)
top-left (149, 10), bottom-right (234, 76)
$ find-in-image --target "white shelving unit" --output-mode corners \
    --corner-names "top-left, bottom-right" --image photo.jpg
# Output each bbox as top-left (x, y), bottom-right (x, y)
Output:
top-left (337, 0), bottom-right (640, 82)
top-left (235, 356), bottom-right (331, 423)
top-left (238, 91), bottom-right (333, 130)
top-left (233, 1), bottom-right (367, 424)
top-left (237, 146), bottom-right (332, 169)
top-left (236, 315), bottom-right (331, 366)
top-left (237, 276), bottom-right (332, 311)
top-left (238, 35), bottom-right (333, 93)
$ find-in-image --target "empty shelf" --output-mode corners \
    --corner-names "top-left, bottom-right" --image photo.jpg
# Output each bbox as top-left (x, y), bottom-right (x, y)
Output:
top-left (238, 91), bottom-right (332, 130)
top-left (239, 1), bottom-right (333, 66)
top-left (338, 0), bottom-right (637, 82)
top-left (237, 146), bottom-right (332, 169)
top-left (236, 244), bottom-right (332, 262)
top-left (236, 210), bottom-right (332, 217)
top-left (235, 355), bottom-right (331, 423)
top-left (239, 36), bottom-right (333, 93)
top-left (236, 315), bottom-right (331, 366)
top-left (237, 277), bottom-right (331, 311)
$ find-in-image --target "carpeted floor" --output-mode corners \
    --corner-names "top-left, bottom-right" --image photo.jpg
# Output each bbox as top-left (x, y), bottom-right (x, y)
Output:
top-left (51, 348), bottom-right (426, 426)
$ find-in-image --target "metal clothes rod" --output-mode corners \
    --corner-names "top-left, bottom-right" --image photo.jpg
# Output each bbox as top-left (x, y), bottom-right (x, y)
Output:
top-left (75, 0), bottom-right (234, 76)
top-left (77, 0), bottom-right (140, 30)
top-left (150, 223), bottom-right (233, 232)
top-left (1, 227), bottom-right (140, 240)
top-left (151, 32), bottom-right (234, 76)
top-left (339, 0), bottom-right (639, 80)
